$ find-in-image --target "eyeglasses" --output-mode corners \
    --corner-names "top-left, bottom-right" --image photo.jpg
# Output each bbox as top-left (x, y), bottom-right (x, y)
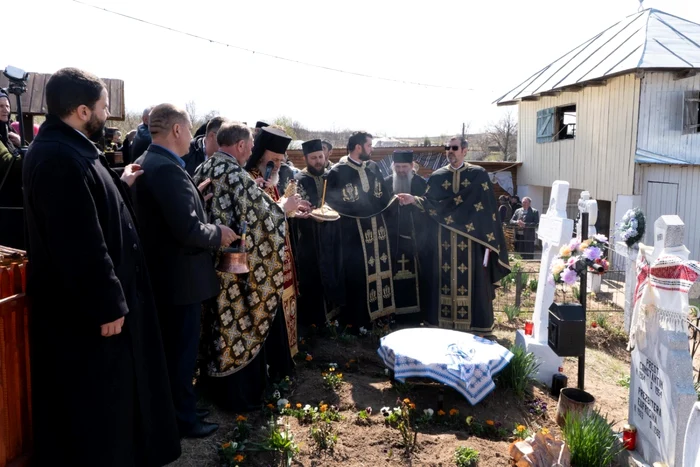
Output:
top-left (445, 145), bottom-right (461, 151)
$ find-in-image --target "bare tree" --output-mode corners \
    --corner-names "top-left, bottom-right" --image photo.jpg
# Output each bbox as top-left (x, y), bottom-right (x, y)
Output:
top-left (485, 110), bottom-right (518, 161)
top-left (185, 100), bottom-right (198, 126)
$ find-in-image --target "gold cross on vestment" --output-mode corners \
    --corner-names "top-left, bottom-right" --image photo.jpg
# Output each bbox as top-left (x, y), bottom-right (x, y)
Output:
top-left (474, 202), bottom-right (484, 212)
top-left (442, 180), bottom-right (451, 190)
top-left (466, 223), bottom-right (475, 232)
top-left (461, 178), bottom-right (470, 188)
top-left (454, 195), bottom-right (463, 205)
top-left (397, 254), bottom-right (410, 272)
top-left (487, 232), bottom-right (495, 242)
top-left (444, 216), bottom-right (454, 225)
top-left (482, 182), bottom-right (489, 191)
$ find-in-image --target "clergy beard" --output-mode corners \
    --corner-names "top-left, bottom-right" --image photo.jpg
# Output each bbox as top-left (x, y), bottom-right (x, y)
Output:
top-left (393, 171), bottom-right (413, 194)
top-left (307, 165), bottom-right (324, 176)
top-left (359, 148), bottom-right (371, 161)
top-left (85, 112), bottom-right (106, 143)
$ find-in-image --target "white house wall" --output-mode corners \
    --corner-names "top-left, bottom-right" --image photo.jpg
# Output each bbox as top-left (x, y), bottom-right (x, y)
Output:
top-left (637, 71), bottom-right (700, 164)
top-left (517, 73), bottom-right (640, 202)
top-left (635, 164), bottom-right (700, 262)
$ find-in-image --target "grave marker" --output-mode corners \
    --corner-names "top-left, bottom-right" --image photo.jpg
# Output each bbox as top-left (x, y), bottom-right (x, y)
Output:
top-left (515, 180), bottom-right (571, 384)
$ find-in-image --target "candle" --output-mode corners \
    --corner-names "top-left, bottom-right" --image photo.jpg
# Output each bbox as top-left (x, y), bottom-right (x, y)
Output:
top-left (524, 320), bottom-right (534, 336)
top-left (320, 179), bottom-right (328, 207)
top-left (622, 424), bottom-right (636, 450)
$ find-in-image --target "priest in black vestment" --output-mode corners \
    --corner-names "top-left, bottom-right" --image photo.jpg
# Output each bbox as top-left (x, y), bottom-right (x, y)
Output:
top-left (291, 139), bottom-right (340, 326)
top-left (383, 150), bottom-right (431, 322)
top-left (398, 136), bottom-right (510, 335)
top-left (322, 132), bottom-right (397, 329)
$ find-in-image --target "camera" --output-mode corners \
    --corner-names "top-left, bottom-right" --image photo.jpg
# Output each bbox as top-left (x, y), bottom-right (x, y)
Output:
top-left (3, 65), bottom-right (29, 96)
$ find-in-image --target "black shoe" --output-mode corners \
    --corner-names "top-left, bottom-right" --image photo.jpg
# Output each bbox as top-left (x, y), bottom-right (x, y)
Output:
top-left (196, 409), bottom-right (210, 419)
top-left (182, 421), bottom-right (219, 439)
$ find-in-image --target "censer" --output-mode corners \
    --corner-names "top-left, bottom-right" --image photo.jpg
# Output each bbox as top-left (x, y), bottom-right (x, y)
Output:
top-left (216, 221), bottom-right (249, 274)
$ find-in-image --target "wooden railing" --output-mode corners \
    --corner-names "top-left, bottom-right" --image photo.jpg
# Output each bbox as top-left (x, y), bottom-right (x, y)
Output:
top-left (0, 247), bottom-right (31, 467)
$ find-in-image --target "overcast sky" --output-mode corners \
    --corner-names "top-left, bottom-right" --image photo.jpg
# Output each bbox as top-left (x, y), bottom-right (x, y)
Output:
top-left (5, 0), bottom-right (699, 137)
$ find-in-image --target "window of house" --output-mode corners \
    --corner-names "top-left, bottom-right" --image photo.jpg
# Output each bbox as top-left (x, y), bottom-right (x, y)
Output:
top-left (536, 104), bottom-right (576, 143)
top-left (683, 91), bottom-right (700, 135)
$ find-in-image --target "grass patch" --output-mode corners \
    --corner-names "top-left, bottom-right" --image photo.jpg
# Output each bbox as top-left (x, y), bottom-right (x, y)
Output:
top-left (496, 345), bottom-right (539, 399)
top-left (563, 410), bottom-right (624, 467)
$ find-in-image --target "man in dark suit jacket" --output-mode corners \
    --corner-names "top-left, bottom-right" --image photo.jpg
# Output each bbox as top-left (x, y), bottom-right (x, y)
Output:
top-left (131, 104), bottom-right (237, 439)
top-left (130, 107), bottom-right (153, 161)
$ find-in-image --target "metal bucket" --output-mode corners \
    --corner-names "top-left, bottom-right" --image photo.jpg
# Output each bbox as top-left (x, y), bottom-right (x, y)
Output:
top-left (556, 387), bottom-right (595, 427)
top-left (217, 249), bottom-right (249, 274)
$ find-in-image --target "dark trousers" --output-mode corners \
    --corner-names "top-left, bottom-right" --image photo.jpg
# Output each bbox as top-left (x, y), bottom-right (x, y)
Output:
top-left (159, 302), bottom-right (201, 434)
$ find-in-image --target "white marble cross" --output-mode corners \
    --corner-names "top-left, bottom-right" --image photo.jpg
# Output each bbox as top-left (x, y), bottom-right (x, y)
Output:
top-left (629, 215), bottom-right (698, 467)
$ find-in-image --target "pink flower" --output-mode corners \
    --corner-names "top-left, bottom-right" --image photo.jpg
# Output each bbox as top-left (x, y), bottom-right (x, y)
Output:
top-left (583, 246), bottom-right (602, 261)
top-left (566, 256), bottom-right (577, 267)
top-left (568, 239), bottom-right (581, 251)
top-left (562, 268), bottom-right (578, 285)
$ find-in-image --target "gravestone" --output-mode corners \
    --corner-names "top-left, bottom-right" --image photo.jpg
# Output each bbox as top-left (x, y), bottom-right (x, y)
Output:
top-left (577, 191), bottom-right (602, 293)
top-left (515, 180), bottom-right (571, 384)
top-left (683, 402), bottom-right (700, 466)
top-left (628, 216), bottom-right (699, 467)
top-left (616, 240), bottom-right (640, 334)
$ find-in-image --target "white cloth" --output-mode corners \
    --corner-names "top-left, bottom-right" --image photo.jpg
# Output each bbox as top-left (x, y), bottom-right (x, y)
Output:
top-left (377, 328), bottom-right (513, 405)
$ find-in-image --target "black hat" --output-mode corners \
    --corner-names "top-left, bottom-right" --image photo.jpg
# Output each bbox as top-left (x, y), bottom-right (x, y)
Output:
top-left (392, 150), bottom-right (414, 163)
top-left (302, 139), bottom-right (323, 156)
top-left (246, 126), bottom-right (292, 170)
top-left (255, 121), bottom-right (269, 129)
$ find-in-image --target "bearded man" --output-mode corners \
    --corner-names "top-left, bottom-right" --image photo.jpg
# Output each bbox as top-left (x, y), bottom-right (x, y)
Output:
top-left (383, 150), bottom-right (431, 322)
top-left (291, 139), bottom-right (340, 326)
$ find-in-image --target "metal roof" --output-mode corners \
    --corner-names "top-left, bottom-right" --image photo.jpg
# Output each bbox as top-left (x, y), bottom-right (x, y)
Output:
top-left (495, 9), bottom-right (700, 105)
top-left (635, 149), bottom-right (700, 165)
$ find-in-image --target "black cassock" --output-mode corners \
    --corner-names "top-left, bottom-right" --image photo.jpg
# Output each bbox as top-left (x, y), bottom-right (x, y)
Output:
top-left (321, 158), bottom-right (396, 329)
top-left (416, 164), bottom-right (510, 334)
top-left (22, 116), bottom-right (180, 467)
top-left (383, 174), bottom-right (431, 321)
top-left (290, 168), bottom-right (340, 326)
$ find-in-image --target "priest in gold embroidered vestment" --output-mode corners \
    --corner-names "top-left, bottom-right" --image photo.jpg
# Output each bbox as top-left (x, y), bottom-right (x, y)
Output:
top-left (322, 131), bottom-right (396, 328)
top-left (398, 136), bottom-right (510, 335)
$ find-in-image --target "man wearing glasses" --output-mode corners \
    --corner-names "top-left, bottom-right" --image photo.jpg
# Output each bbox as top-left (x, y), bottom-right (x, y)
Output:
top-left (397, 136), bottom-right (510, 336)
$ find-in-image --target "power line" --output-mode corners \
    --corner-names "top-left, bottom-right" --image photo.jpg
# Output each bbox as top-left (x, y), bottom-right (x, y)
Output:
top-left (71, 0), bottom-right (479, 92)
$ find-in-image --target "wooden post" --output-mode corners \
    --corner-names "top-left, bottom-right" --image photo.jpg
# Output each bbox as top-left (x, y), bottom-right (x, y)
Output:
top-left (578, 212), bottom-right (589, 390)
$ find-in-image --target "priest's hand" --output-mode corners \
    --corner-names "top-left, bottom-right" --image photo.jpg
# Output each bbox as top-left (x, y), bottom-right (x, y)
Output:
top-left (197, 178), bottom-right (214, 202)
top-left (254, 177), bottom-right (274, 189)
top-left (219, 225), bottom-right (239, 247)
top-left (295, 210), bottom-right (312, 219)
top-left (397, 193), bottom-right (416, 205)
top-left (101, 316), bottom-right (125, 337)
top-left (298, 199), bottom-right (313, 213)
top-left (283, 194), bottom-right (302, 214)
top-left (121, 164), bottom-right (144, 187)
top-left (8, 132), bottom-right (21, 147)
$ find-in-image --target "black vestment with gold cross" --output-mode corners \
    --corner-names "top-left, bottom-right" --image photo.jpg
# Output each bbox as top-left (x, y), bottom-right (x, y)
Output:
top-left (415, 163), bottom-right (510, 334)
top-left (321, 158), bottom-right (396, 328)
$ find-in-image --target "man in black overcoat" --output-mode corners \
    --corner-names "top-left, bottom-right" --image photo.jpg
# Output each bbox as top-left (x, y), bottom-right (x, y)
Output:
top-left (132, 104), bottom-right (237, 438)
top-left (22, 67), bottom-right (181, 466)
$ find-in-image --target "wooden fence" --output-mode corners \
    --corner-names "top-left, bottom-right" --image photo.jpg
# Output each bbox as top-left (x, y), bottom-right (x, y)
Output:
top-left (0, 248), bottom-right (31, 467)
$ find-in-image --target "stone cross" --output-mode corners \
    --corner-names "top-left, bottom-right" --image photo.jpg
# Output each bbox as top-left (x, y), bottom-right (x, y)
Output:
top-left (628, 215), bottom-right (698, 467)
top-left (577, 191), bottom-right (603, 293)
top-left (616, 240), bottom-right (640, 334)
top-left (515, 180), bottom-right (572, 384)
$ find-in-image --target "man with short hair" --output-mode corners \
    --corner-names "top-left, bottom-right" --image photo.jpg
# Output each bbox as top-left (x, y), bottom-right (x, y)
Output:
top-left (131, 106), bottom-right (153, 160)
top-left (131, 103), bottom-right (237, 439)
top-left (193, 122), bottom-right (304, 411)
top-left (182, 116), bottom-right (226, 176)
top-left (0, 89), bottom-right (24, 249)
top-left (510, 196), bottom-right (539, 259)
top-left (398, 136), bottom-right (510, 334)
top-left (383, 150), bottom-right (430, 321)
top-left (23, 67), bottom-right (181, 466)
top-left (323, 131), bottom-right (397, 329)
top-left (291, 139), bottom-right (340, 326)
top-left (321, 139), bottom-right (333, 167)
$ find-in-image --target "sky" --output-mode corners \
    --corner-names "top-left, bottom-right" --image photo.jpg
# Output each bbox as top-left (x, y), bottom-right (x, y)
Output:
top-left (5, 0), bottom-right (700, 137)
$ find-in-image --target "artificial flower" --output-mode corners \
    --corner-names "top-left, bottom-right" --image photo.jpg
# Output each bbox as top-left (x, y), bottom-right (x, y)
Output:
top-left (583, 246), bottom-right (602, 261)
top-left (594, 233), bottom-right (608, 242)
top-left (559, 246), bottom-right (572, 257)
top-left (562, 268), bottom-right (578, 285)
top-left (568, 238), bottom-right (581, 251)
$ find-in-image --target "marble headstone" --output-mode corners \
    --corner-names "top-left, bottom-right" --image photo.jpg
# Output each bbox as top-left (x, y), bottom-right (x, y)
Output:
top-left (515, 180), bottom-right (570, 384)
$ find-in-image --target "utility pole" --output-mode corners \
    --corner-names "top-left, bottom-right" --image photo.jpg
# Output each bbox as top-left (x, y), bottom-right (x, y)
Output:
top-left (462, 122), bottom-right (465, 138)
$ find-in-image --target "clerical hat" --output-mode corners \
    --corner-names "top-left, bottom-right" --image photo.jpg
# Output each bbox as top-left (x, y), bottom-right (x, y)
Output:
top-left (246, 126), bottom-right (292, 170)
top-left (255, 121), bottom-right (269, 129)
top-left (392, 150), bottom-right (414, 163)
top-left (302, 139), bottom-right (324, 155)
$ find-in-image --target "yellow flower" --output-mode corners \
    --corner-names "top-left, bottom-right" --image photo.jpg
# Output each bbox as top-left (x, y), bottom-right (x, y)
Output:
top-left (552, 263), bottom-right (566, 275)
top-left (541, 427), bottom-right (550, 435)
top-left (486, 419), bottom-right (495, 426)
top-left (222, 442), bottom-right (232, 449)
top-left (409, 403), bottom-right (416, 410)
top-left (337, 373), bottom-right (343, 378)
top-left (305, 354), bottom-right (313, 361)
top-left (437, 410), bottom-right (446, 416)
top-left (320, 404), bottom-right (328, 412)
top-left (449, 408), bottom-right (459, 416)
top-left (559, 246), bottom-right (572, 257)
top-left (330, 367), bottom-right (335, 372)
top-left (285, 403), bottom-right (291, 409)
top-left (236, 415), bottom-right (247, 422)
top-left (296, 403), bottom-right (302, 409)
top-left (233, 453), bottom-right (245, 462)
top-left (403, 398), bottom-right (411, 404)
top-left (579, 240), bottom-right (591, 251)
top-left (322, 372), bottom-right (328, 377)
top-left (516, 424), bottom-right (526, 432)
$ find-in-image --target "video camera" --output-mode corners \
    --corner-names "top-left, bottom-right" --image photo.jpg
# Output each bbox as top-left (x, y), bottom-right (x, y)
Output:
top-left (1, 65), bottom-right (29, 148)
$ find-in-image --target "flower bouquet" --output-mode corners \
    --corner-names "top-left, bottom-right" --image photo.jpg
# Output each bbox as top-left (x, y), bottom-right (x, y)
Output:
top-left (616, 208), bottom-right (645, 247)
top-left (550, 235), bottom-right (609, 285)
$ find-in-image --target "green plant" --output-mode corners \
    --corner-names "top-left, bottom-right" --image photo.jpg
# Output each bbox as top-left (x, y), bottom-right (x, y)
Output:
top-left (322, 364), bottom-right (344, 389)
top-left (310, 421), bottom-right (338, 451)
top-left (503, 304), bottom-right (521, 322)
top-left (617, 374), bottom-right (630, 388)
top-left (496, 345), bottom-right (539, 399)
top-left (392, 379), bottom-right (415, 396)
top-left (562, 410), bottom-right (624, 467)
top-left (356, 408), bottom-right (372, 425)
top-left (513, 423), bottom-right (531, 440)
top-left (528, 278), bottom-right (538, 292)
top-left (219, 440), bottom-right (246, 466)
top-left (572, 286), bottom-right (580, 301)
top-left (454, 446), bottom-right (479, 467)
top-left (594, 313), bottom-right (609, 331)
top-left (384, 398), bottom-right (418, 452)
top-left (258, 417), bottom-right (300, 467)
